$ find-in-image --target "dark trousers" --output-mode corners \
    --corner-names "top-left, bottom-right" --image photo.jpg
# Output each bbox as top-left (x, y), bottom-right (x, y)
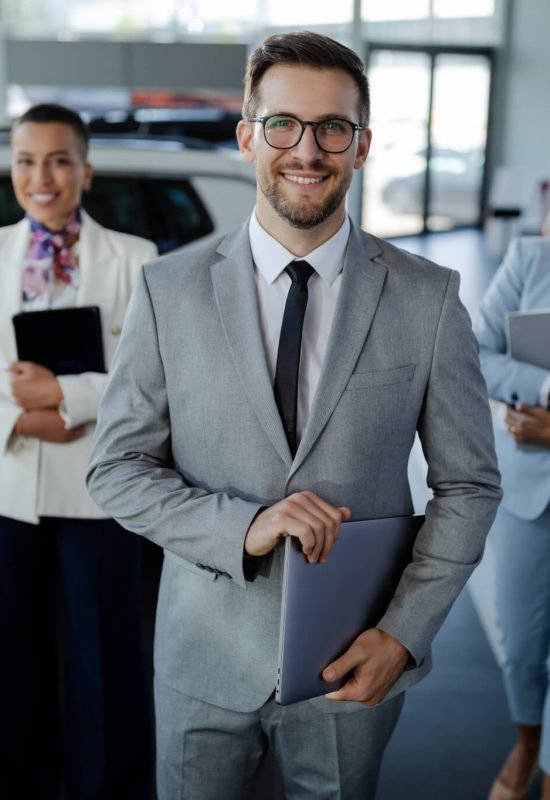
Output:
top-left (0, 515), bottom-right (153, 800)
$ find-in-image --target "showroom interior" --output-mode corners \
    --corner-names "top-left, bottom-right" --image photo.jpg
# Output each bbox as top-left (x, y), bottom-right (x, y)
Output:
top-left (1, 1), bottom-right (549, 798)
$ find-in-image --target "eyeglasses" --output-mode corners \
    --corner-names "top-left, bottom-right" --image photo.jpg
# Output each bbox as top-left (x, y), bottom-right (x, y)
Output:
top-left (249, 114), bottom-right (368, 154)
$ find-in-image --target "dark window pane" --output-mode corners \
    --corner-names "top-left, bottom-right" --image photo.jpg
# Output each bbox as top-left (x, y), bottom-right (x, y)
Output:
top-left (82, 176), bottom-right (151, 239)
top-left (0, 174), bottom-right (214, 254)
top-left (0, 177), bottom-right (24, 225)
top-left (144, 178), bottom-right (214, 254)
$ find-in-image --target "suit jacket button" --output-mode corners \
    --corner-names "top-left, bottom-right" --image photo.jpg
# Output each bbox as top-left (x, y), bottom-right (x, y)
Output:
top-left (110, 324), bottom-right (121, 336)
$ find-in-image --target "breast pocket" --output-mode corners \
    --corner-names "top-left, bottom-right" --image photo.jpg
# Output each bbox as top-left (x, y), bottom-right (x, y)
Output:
top-left (345, 363), bottom-right (416, 391)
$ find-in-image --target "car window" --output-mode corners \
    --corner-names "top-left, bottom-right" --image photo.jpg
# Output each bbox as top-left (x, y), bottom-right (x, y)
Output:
top-left (143, 178), bottom-right (214, 253)
top-left (0, 177), bottom-right (24, 226)
top-left (0, 174), bottom-right (214, 254)
top-left (84, 176), bottom-right (214, 254)
top-left (83, 175), bottom-right (150, 239)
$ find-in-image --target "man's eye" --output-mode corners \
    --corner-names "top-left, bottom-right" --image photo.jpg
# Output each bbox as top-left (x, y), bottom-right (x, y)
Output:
top-left (322, 120), bottom-right (346, 133)
top-left (268, 117), bottom-right (296, 129)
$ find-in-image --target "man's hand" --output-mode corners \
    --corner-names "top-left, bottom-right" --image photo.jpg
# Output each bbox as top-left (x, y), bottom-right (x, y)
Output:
top-left (15, 409), bottom-right (86, 444)
top-left (323, 628), bottom-right (410, 706)
top-left (244, 491), bottom-right (351, 563)
top-left (505, 403), bottom-right (550, 445)
top-left (10, 361), bottom-right (63, 410)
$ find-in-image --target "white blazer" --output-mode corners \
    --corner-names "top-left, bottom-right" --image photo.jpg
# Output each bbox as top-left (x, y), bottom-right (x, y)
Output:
top-left (0, 211), bottom-right (157, 523)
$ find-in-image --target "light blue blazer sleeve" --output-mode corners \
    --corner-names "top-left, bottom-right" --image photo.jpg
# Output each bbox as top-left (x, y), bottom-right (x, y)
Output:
top-left (474, 236), bottom-right (550, 405)
top-left (473, 235), bottom-right (550, 520)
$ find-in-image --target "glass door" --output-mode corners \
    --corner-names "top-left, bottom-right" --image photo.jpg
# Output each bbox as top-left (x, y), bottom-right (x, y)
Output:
top-left (362, 46), bottom-right (492, 237)
top-left (362, 49), bottom-right (431, 237)
top-left (428, 53), bottom-right (490, 230)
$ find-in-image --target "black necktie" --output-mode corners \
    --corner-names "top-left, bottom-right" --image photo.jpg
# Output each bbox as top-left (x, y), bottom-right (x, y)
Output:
top-left (274, 260), bottom-right (315, 455)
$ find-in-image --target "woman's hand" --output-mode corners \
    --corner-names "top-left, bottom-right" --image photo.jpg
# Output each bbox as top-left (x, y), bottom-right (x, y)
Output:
top-left (10, 361), bottom-right (63, 410)
top-left (505, 403), bottom-right (550, 445)
top-left (14, 409), bottom-right (86, 444)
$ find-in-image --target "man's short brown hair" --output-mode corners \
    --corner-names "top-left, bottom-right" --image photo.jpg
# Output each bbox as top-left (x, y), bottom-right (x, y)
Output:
top-left (243, 31), bottom-right (370, 126)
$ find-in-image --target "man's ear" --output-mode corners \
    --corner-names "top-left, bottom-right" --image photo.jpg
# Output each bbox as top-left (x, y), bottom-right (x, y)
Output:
top-left (354, 128), bottom-right (372, 170)
top-left (237, 119), bottom-right (256, 164)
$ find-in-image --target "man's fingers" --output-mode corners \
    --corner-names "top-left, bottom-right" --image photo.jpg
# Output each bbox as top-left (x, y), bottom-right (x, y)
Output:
top-left (287, 511), bottom-right (332, 563)
top-left (323, 651), bottom-right (382, 705)
top-left (322, 629), bottom-right (409, 705)
top-left (245, 491), bottom-right (350, 560)
top-left (323, 642), bottom-right (363, 683)
top-left (284, 492), bottom-right (346, 563)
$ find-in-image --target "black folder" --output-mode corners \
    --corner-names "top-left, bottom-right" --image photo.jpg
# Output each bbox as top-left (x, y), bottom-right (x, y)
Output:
top-left (12, 306), bottom-right (106, 375)
top-left (276, 514), bottom-right (424, 705)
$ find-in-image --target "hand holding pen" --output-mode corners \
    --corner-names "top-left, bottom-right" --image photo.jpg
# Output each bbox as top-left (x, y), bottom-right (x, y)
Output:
top-left (505, 393), bottom-right (550, 445)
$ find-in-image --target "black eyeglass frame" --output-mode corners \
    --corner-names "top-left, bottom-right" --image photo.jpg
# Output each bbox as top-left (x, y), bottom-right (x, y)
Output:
top-left (249, 114), bottom-right (369, 154)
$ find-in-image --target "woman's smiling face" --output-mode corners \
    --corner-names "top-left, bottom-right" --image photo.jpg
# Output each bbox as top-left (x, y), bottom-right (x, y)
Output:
top-left (11, 121), bottom-right (92, 231)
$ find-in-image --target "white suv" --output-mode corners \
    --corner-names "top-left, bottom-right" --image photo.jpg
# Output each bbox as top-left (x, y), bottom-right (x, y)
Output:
top-left (0, 137), bottom-right (257, 254)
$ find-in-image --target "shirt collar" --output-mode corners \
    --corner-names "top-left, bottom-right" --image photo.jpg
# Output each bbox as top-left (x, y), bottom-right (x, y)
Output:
top-left (249, 210), bottom-right (350, 287)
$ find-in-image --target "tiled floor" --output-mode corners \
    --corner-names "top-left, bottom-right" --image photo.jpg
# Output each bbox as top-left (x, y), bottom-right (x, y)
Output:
top-left (377, 587), bottom-right (542, 800)
top-left (389, 227), bottom-right (501, 316)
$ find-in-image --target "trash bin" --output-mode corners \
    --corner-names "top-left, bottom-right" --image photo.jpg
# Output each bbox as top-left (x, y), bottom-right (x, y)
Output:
top-left (484, 206), bottom-right (522, 260)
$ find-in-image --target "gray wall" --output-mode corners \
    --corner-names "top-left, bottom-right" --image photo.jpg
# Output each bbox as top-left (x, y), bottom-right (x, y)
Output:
top-left (4, 39), bottom-right (247, 91)
top-left (5, 8), bottom-right (550, 216)
top-left (492, 0), bottom-right (550, 188)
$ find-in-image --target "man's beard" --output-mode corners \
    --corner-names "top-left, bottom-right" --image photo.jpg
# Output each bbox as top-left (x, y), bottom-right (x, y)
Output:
top-left (258, 163), bottom-right (351, 229)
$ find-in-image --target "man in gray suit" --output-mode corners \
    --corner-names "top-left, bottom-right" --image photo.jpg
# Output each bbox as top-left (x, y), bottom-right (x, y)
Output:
top-left (87, 31), bottom-right (502, 799)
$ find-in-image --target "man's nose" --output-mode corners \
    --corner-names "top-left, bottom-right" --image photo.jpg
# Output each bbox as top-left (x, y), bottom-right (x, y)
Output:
top-left (292, 124), bottom-right (324, 159)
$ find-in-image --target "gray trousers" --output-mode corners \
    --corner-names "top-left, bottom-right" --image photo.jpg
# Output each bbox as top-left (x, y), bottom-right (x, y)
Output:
top-left (154, 676), bottom-right (404, 800)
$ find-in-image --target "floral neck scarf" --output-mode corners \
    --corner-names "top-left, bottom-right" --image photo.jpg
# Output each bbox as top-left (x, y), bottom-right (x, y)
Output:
top-left (22, 207), bottom-right (82, 302)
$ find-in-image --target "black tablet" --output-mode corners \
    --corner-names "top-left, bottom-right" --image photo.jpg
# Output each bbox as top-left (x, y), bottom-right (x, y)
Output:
top-left (12, 306), bottom-right (106, 375)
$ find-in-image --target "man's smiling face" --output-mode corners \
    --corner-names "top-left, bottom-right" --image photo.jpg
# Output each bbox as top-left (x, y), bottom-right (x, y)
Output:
top-left (237, 64), bottom-right (371, 237)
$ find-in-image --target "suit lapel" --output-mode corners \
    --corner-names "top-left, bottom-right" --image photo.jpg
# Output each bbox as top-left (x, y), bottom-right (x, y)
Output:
top-left (77, 212), bottom-right (119, 312)
top-left (0, 219), bottom-right (32, 361)
top-left (212, 227), bottom-right (293, 468)
top-left (290, 226), bottom-right (387, 478)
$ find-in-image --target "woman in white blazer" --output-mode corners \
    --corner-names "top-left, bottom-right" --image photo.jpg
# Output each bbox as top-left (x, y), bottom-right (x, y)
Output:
top-left (0, 104), bottom-right (157, 800)
top-left (475, 236), bottom-right (550, 800)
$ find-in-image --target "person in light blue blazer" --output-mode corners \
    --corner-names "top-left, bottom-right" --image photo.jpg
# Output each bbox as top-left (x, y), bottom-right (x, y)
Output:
top-left (475, 236), bottom-right (550, 800)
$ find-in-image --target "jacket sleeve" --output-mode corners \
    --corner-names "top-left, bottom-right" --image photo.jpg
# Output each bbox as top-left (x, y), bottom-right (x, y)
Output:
top-left (473, 237), bottom-right (549, 404)
top-left (0, 373), bottom-right (22, 453)
top-left (377, 269), bottom-right (502, 664)
top-left (87, 266), bottom-right (262, 590)
top-left (57, 373), bottom-right (108, 428)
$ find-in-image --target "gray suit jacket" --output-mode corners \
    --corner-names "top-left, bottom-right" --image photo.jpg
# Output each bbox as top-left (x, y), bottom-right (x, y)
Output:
top-left (87, 219), bottom-right (502, 713)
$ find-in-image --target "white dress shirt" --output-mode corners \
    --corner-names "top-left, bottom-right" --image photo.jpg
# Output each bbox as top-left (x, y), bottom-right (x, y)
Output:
top-left (249, 210), bottom-right (350, 443)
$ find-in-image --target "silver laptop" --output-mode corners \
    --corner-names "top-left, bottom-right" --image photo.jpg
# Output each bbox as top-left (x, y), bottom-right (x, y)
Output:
top-left (506, 308), bottom-right (550, 370)
top-left (276, 514), bottom-right (424, 705)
